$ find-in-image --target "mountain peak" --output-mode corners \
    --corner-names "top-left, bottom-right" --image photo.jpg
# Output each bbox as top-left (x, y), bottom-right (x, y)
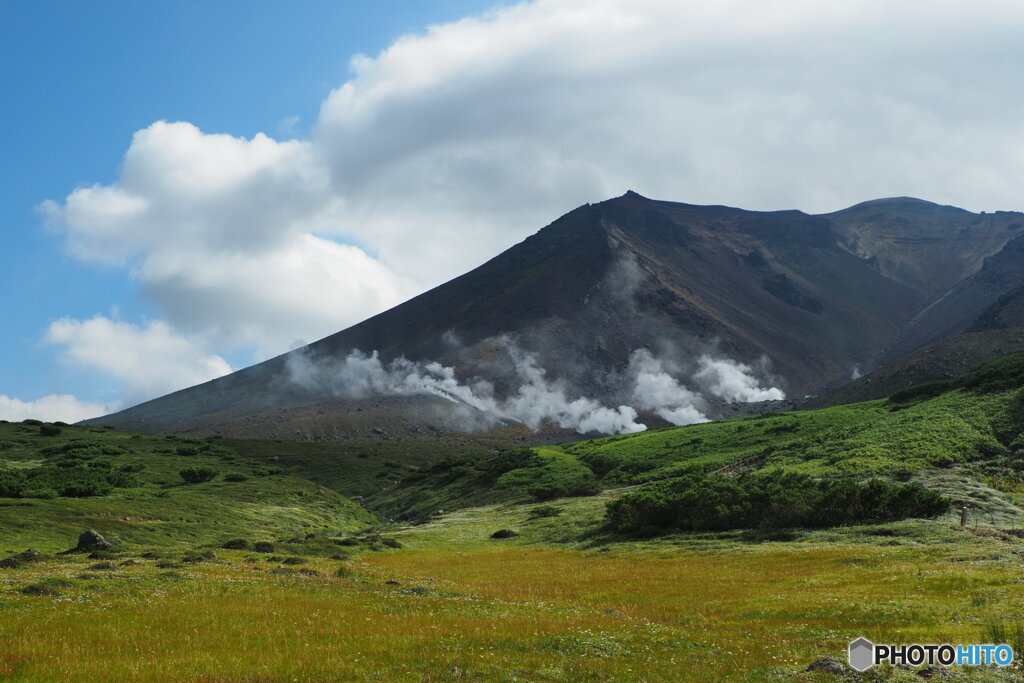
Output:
top-left (830, 196), bottom-right (969, 215)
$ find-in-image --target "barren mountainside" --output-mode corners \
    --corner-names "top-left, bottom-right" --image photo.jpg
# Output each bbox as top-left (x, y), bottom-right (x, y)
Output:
top-left (86, 192), bottom-right (1024, 438)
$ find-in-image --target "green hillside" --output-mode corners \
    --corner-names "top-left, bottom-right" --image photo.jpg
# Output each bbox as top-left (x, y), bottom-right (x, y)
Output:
top-left (0, 423), bottom-right (376, 553)
top-left (3, 352), bottom-right (1024, 679)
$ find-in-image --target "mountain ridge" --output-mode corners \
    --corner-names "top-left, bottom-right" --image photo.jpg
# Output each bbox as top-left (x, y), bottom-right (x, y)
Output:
top-left (85, 193), bottom-right (1024, 439)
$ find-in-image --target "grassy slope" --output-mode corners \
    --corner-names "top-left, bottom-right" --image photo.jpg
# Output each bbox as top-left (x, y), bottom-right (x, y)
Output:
top-left (3, 355), bottom-right (1024, 679)
top-left (0, 423), bottom-right (376, 553)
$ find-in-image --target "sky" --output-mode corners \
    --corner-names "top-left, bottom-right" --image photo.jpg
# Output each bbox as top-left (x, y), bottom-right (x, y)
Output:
top-left (3, 0), bottom-right (1024, 422)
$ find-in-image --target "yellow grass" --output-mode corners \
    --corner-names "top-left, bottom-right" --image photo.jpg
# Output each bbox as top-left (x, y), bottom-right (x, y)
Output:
top-left (2, 540), bottom-right (1022, 680)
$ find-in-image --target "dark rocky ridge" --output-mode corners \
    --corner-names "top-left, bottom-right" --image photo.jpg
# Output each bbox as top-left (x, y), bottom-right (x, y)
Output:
top-left (85, 192), bottom-right (1024, 438)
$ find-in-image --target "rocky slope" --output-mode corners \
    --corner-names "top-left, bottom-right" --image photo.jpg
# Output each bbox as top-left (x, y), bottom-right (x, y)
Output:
top-left (86, 192), bottom-right (1024, 438)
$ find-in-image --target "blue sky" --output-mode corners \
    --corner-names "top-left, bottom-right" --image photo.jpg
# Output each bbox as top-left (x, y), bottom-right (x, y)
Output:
top-left (3, 0), bottom-right (1024, 421)
top-left (0, 0), bottom-right (505, 417)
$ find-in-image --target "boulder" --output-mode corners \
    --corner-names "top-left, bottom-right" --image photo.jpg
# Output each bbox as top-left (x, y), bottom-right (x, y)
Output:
top-left (806, 657), bottom-right (844, 674)
top-left (490, 529), bottom-right (519, 539)
top-left (75, 530), bottom-right (113, 552)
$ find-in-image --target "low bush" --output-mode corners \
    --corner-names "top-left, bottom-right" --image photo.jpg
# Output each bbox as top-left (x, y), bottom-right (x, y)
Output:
top-left (221, 539), bottom-right (250, 550)
top-left (179, 467), bottom-right (218, 484)
top-left (39, 423), bottom-right (63, 437)
top-left (606, 470), bottom-right (950, 533)
top-left (253, 541), bottom-right (275, 553)
top-left (888, 380), bottom-right (955, 404)
top-left (0, 463), bottom-right (138, 498)
top-left (223, 472), bottom-right (249, 482)
top-left (529, 505), bottom-right (563, 519)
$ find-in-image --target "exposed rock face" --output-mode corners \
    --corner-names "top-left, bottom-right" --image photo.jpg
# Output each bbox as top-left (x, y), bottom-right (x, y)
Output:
top-left (84, 193), bottom-right (1024, 438)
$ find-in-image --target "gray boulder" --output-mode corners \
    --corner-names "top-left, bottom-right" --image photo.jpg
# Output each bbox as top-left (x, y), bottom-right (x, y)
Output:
top-left (75, 530), bottom-right (113, 552)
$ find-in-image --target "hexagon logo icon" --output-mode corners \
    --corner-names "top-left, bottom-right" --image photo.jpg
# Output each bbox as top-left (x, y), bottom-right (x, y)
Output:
top-left (848, 637), bottom-right (875, 672)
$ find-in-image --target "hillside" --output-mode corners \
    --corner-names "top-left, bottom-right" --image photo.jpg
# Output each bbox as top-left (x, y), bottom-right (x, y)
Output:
top-left (5, 353), bottom-right (1024, 679)
top-left (86, 193), bottom-right (1024, 439)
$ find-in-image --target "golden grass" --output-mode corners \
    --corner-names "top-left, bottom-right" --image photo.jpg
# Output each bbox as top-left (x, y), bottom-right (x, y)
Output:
top-left (3, 539), bottom-right (1022, 681)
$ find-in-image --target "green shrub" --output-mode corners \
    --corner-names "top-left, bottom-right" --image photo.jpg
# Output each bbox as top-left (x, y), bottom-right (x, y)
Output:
top-left (221, 539), bottom-right (250, 550)
top-left (179, 467), bottom-right (218, 484)
top-left (223, 472), bottom-right (249, 482)
top-left (39, 423), bottom-right (63, 437)
top-left (253, 541), bottom-right (275, 553)
top-left (529, 505), bottom-right (563, 518)
top-left (606, 471), bottom-right (950, 533)
top-left (175, 445), bottom-right (199, 456)
top-left (0, 465), bottom-right (125, 498)
top-left (961, 351), bottom-right (1024, 393)
top-left (21, 419), bottom-right (43, 426)
top-left (496, 450), bottom-right (602, 500)
top-left (889, 380), bottom-right (954, 404)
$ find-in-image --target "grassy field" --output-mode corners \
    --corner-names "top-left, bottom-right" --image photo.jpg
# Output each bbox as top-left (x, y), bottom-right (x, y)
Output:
top-left (3, 500), bottom-right (1024, 680)
top-left (2, 354), bottom-right (1024, 679)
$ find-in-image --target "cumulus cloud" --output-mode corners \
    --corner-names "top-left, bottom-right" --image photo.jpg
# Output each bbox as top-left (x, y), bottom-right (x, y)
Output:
top-left (0, 394), bottom-right (116, 423)
top-left (44, 316), bottom-right (232, 405)
top-left (40, 0), bottom-right (1024, 406)
top-left (43, 121), bottom-right (419, 357)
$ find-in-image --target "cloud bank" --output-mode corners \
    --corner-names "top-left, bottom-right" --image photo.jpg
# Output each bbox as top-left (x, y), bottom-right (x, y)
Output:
top-left (37, 0), bottom-right (1024, 409)
top-left (0, 394), bottom-right (115, 424)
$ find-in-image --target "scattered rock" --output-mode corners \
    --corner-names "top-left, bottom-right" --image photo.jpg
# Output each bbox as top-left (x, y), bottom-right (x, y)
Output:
top-left (806, 657), bottom-right (844, 674)
top-left (182, 550), bottom-right (217, 563)
top-left (156, 561), bottom-right (183, 569)
top-left (119, 559), bottom-right (141, 567)
top-left (88, 562), bottom-right (117, 570)
top-left (918, 667), bottom-right (953, 679)
top-left (75, 530), bottom-right (113, 552)
top-left (385, 580), bottom-right (401, 586)
top-left (0, 549), bottom-right (42, 569)
top-left (490, 529), bottom-right (519, 539)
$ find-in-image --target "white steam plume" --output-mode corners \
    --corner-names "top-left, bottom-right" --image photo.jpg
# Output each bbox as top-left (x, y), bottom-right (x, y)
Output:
top-left (286, 346), bottom-right (646, 435)
top-left (286, 343), bottom-right (784, 435)
top-left (628, 349), bottom-right (709, 426)
top-left (694, 356), bottom-right (785, 402)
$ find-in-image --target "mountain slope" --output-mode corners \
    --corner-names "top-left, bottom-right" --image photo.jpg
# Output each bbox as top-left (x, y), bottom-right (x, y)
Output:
top-left (86, 193), bottom-right (1024, 438)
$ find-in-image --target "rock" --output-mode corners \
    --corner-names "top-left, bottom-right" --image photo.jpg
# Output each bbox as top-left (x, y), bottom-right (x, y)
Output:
top-left (0, 548), bottom-right (42, 568)
top-left (806, 657), bottom-right (845, 674)
top-left (918, 667), bottom-right (953, 679)
top-left (75, 530), bottom-right (112, 552)
top-left (490, 529), bottom-right (519, 539)
top-left (385, 580), bottom-right (401, 586)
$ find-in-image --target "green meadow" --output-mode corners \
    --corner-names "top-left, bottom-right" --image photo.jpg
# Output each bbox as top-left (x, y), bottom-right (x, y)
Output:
top-left (2, 352), bottom-right (1024, 680)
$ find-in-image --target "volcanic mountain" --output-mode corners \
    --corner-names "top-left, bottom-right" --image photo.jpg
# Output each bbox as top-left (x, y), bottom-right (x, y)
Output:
top-left (86, 192), bottom-right (1024, 438)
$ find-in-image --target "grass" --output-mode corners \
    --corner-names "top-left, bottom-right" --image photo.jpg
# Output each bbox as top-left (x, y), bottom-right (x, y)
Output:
top-left (0, 422), bottom-right (376, 553)
top-left (1, 352), bottom-right (1024, 679)
top-left (3, 508), bottom-right (1024, 680)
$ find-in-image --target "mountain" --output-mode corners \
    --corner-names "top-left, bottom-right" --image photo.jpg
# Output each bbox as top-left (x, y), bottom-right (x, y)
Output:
top-left (86, 192), bottom-right (1024, 438)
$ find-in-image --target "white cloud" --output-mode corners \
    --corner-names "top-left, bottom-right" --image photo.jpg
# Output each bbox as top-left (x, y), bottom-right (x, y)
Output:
top-left (44, 316), bottom-right (232, 405)
top-left (40, 0), bottom-right (1024, 406)
top-left (0, 394), bottom-right (115, 423)
top-left (43, 121), bottom-right (419, 358)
